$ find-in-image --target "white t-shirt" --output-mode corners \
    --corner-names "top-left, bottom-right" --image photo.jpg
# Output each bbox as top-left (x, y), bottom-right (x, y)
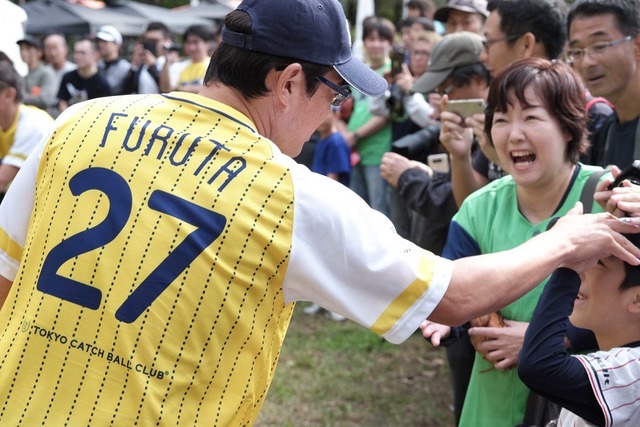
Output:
top-left (559, 347), bottom-right (640, 426)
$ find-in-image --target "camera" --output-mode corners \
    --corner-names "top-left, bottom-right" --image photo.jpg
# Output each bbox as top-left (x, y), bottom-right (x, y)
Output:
top-left (386, 83), bottom-right (405, 117)
top-left (141, 40), bottom-right (159, 57)
top-left (164, 43), bottom-right (182, 52)
top-left (391, 124), bottom-right (441, 161)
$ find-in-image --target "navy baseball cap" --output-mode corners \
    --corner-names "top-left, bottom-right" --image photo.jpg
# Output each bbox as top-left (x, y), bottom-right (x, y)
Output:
top-left (221, 0), bottom-right (387, 98)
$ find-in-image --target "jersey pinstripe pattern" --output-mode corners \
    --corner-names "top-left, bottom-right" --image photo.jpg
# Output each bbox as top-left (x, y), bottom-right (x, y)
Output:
top-left (0, 93), bottom-right (297, 425)
top-left (0, 92), bottom-right (452, 426)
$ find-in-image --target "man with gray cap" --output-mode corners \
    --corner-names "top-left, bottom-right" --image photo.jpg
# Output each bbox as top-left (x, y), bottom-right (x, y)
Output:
top-left (95, 25), bottom-right (131, 94)
top-left (0, 1), bottom-right (638, 425)
top-left (383, 31), bottom-right (490, 425)
top-left (434, 0), bottom-right (488, 35)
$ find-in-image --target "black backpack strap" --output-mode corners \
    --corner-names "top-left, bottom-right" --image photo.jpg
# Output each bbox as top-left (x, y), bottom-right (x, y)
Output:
top-left (581, 167), bottom-right (612, 213)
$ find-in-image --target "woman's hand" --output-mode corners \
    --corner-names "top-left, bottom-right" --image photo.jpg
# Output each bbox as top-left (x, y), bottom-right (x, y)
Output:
top-left (469, 320), bottom-right (528, 370)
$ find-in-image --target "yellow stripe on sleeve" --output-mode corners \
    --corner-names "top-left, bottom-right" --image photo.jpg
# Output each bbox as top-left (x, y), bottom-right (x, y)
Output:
top-left (0, 227), bottom-right (23, 263)
top-left (370, 255), bottom-right (435, 336)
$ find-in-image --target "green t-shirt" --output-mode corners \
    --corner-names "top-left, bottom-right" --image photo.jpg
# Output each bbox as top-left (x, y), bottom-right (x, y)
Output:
top-left (347, 61), bottom-right (391, 166)
top-left (443, 164), bottom-right (604, 427)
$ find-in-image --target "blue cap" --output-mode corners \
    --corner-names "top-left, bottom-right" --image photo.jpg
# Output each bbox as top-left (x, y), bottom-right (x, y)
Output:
top-left (221, 0), bottom-right (387, 98)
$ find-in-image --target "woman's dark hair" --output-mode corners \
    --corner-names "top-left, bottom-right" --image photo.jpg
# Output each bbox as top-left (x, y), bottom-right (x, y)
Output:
top-left (362, 16), bottom-right (396, 43)
top-left (204, 10), bottom-right (330, 99)
top-left (484, 58), bottom-right (588, 163)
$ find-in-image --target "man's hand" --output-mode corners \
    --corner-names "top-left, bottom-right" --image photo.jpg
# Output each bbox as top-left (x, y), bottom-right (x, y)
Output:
top-left (395, 63), bottom-right (414, 94)
top-left (439, 95), bottom-right (474, 161)
top-left (465, 113), bottom-right (501, 167)
top-left (381, 152), bottom-right (419, 188)
top-left (553, 202), bottom-right (640, 274)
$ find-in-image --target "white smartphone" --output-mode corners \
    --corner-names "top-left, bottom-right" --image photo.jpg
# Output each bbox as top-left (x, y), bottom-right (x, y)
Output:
top-left (446, 99), bottom-right (485, 120)
top-left (427, 153), bottom-right (450, 174)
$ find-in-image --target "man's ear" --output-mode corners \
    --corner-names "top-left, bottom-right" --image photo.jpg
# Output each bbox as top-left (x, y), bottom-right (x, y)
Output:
top-left (520, 32), bottom-right (538, 58)
top-left (628, 292), bottom-right (640, 314)
top-left (0, 86), bottom-right (17, 103)
top-left (272, 63), bottom-right (305, 107)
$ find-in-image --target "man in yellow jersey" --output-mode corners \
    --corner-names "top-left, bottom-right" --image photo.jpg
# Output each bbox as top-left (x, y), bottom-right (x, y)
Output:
top-left (0, 60), bottom-right (53, 196)
top-left (0, 0), bottom-right (638, 425)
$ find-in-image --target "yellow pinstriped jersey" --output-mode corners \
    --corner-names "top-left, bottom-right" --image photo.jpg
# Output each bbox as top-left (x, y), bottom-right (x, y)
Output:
top-left (0, 92), bottom-right (452, 426)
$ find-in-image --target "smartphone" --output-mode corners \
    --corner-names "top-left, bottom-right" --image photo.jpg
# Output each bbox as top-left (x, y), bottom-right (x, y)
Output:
top-left (607, 160), bottom-right (640, 190)
top-left (427, 153), bottom-right (450, 174)
top-left (446, 99), bottom-right (485, 120)
top-left (390, 46), bottom-right (405, 76)
top-left (142, 40), bottom-right (159, 57)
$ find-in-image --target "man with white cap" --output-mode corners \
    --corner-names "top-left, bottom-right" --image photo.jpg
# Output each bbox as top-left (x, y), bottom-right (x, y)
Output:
top-left (95, 25), bottom-right (131, 95)
top-left (0, 1), bottom-right (638, 425)
top-left (434, 0), bottom-right (488, 35)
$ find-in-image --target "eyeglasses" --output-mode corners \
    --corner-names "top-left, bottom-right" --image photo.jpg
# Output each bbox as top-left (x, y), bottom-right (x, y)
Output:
top-left (315, 75), bottom-right (352, 107)
top-left (482, 34), bottom-right (521, 51)
top-left (436, 84), bottom-right (454, 96)
top-left (566, 35), bottom-right (633, 63)
top-left (411, 50), bottom-right (431, 58)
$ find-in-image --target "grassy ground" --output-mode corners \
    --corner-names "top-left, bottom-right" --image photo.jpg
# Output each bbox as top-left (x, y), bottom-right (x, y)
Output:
top-left (255, 304), bottom-right (455, 427)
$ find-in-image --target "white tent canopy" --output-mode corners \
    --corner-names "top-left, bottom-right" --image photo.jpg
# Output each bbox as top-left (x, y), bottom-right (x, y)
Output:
top-left (0, 0), bottom-right (28, 75)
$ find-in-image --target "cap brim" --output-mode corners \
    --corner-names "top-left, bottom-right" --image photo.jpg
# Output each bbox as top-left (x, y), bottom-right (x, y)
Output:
top-left (334, 57), bottom-right (387, 98)
top-left (434, 6), bottom-right (486, 22)
top-left (412, 69), bottom-right (450, 94)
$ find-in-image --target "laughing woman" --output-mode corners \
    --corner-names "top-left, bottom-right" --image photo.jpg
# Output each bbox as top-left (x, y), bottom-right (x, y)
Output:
top-left (423, 58), bottom-right (606, 427)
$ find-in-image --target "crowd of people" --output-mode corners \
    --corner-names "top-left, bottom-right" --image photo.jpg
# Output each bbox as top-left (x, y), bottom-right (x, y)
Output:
top-left (302, 0), bottom-right (640, 425)
top-left (0, 0), bottom-right (640, 425)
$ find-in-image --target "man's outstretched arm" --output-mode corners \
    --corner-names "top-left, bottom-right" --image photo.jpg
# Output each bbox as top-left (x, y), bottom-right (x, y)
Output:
top-left (429, 205), bottom-right (640, 326)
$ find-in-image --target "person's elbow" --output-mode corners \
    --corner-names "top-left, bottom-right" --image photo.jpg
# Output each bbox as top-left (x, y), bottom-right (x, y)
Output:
top-left (517, 352), bottom-right (536, 386)
top-left (517, 350), bottom-right (549, 393)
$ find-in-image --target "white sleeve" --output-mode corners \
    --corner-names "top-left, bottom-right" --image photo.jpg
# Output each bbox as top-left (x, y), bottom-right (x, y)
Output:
top-left (282, 160), bottom-right (451, 344)
top-left (3, 108), bottom-right (53, 169)
top-left (404, 93), bottom-right (434, 128)
top-left (0, 138), bottom-right (44, 280)
top-left (574, 347), bottom-right (640, 426)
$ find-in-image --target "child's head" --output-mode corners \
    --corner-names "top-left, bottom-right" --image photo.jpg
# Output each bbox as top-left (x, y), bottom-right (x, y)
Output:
top-left (569, 232), bottom-right (640, 345)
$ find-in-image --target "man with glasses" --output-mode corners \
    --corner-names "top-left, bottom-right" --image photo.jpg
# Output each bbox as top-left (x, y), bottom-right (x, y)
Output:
top-left (568, 0), bottom-right (640, 169)
top-left (1, 1), bottom-right (639, 425)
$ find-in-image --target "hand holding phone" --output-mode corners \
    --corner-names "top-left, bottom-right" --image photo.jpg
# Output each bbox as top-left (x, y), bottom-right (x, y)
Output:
top-left (607, 160), bottom-right (640, 190)
top-left (390, 46), bottom-right (406, 77)
top-left (445, 99), bottom-right (485, 121)
top-left (142, 40), bottom-right (159, 57)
